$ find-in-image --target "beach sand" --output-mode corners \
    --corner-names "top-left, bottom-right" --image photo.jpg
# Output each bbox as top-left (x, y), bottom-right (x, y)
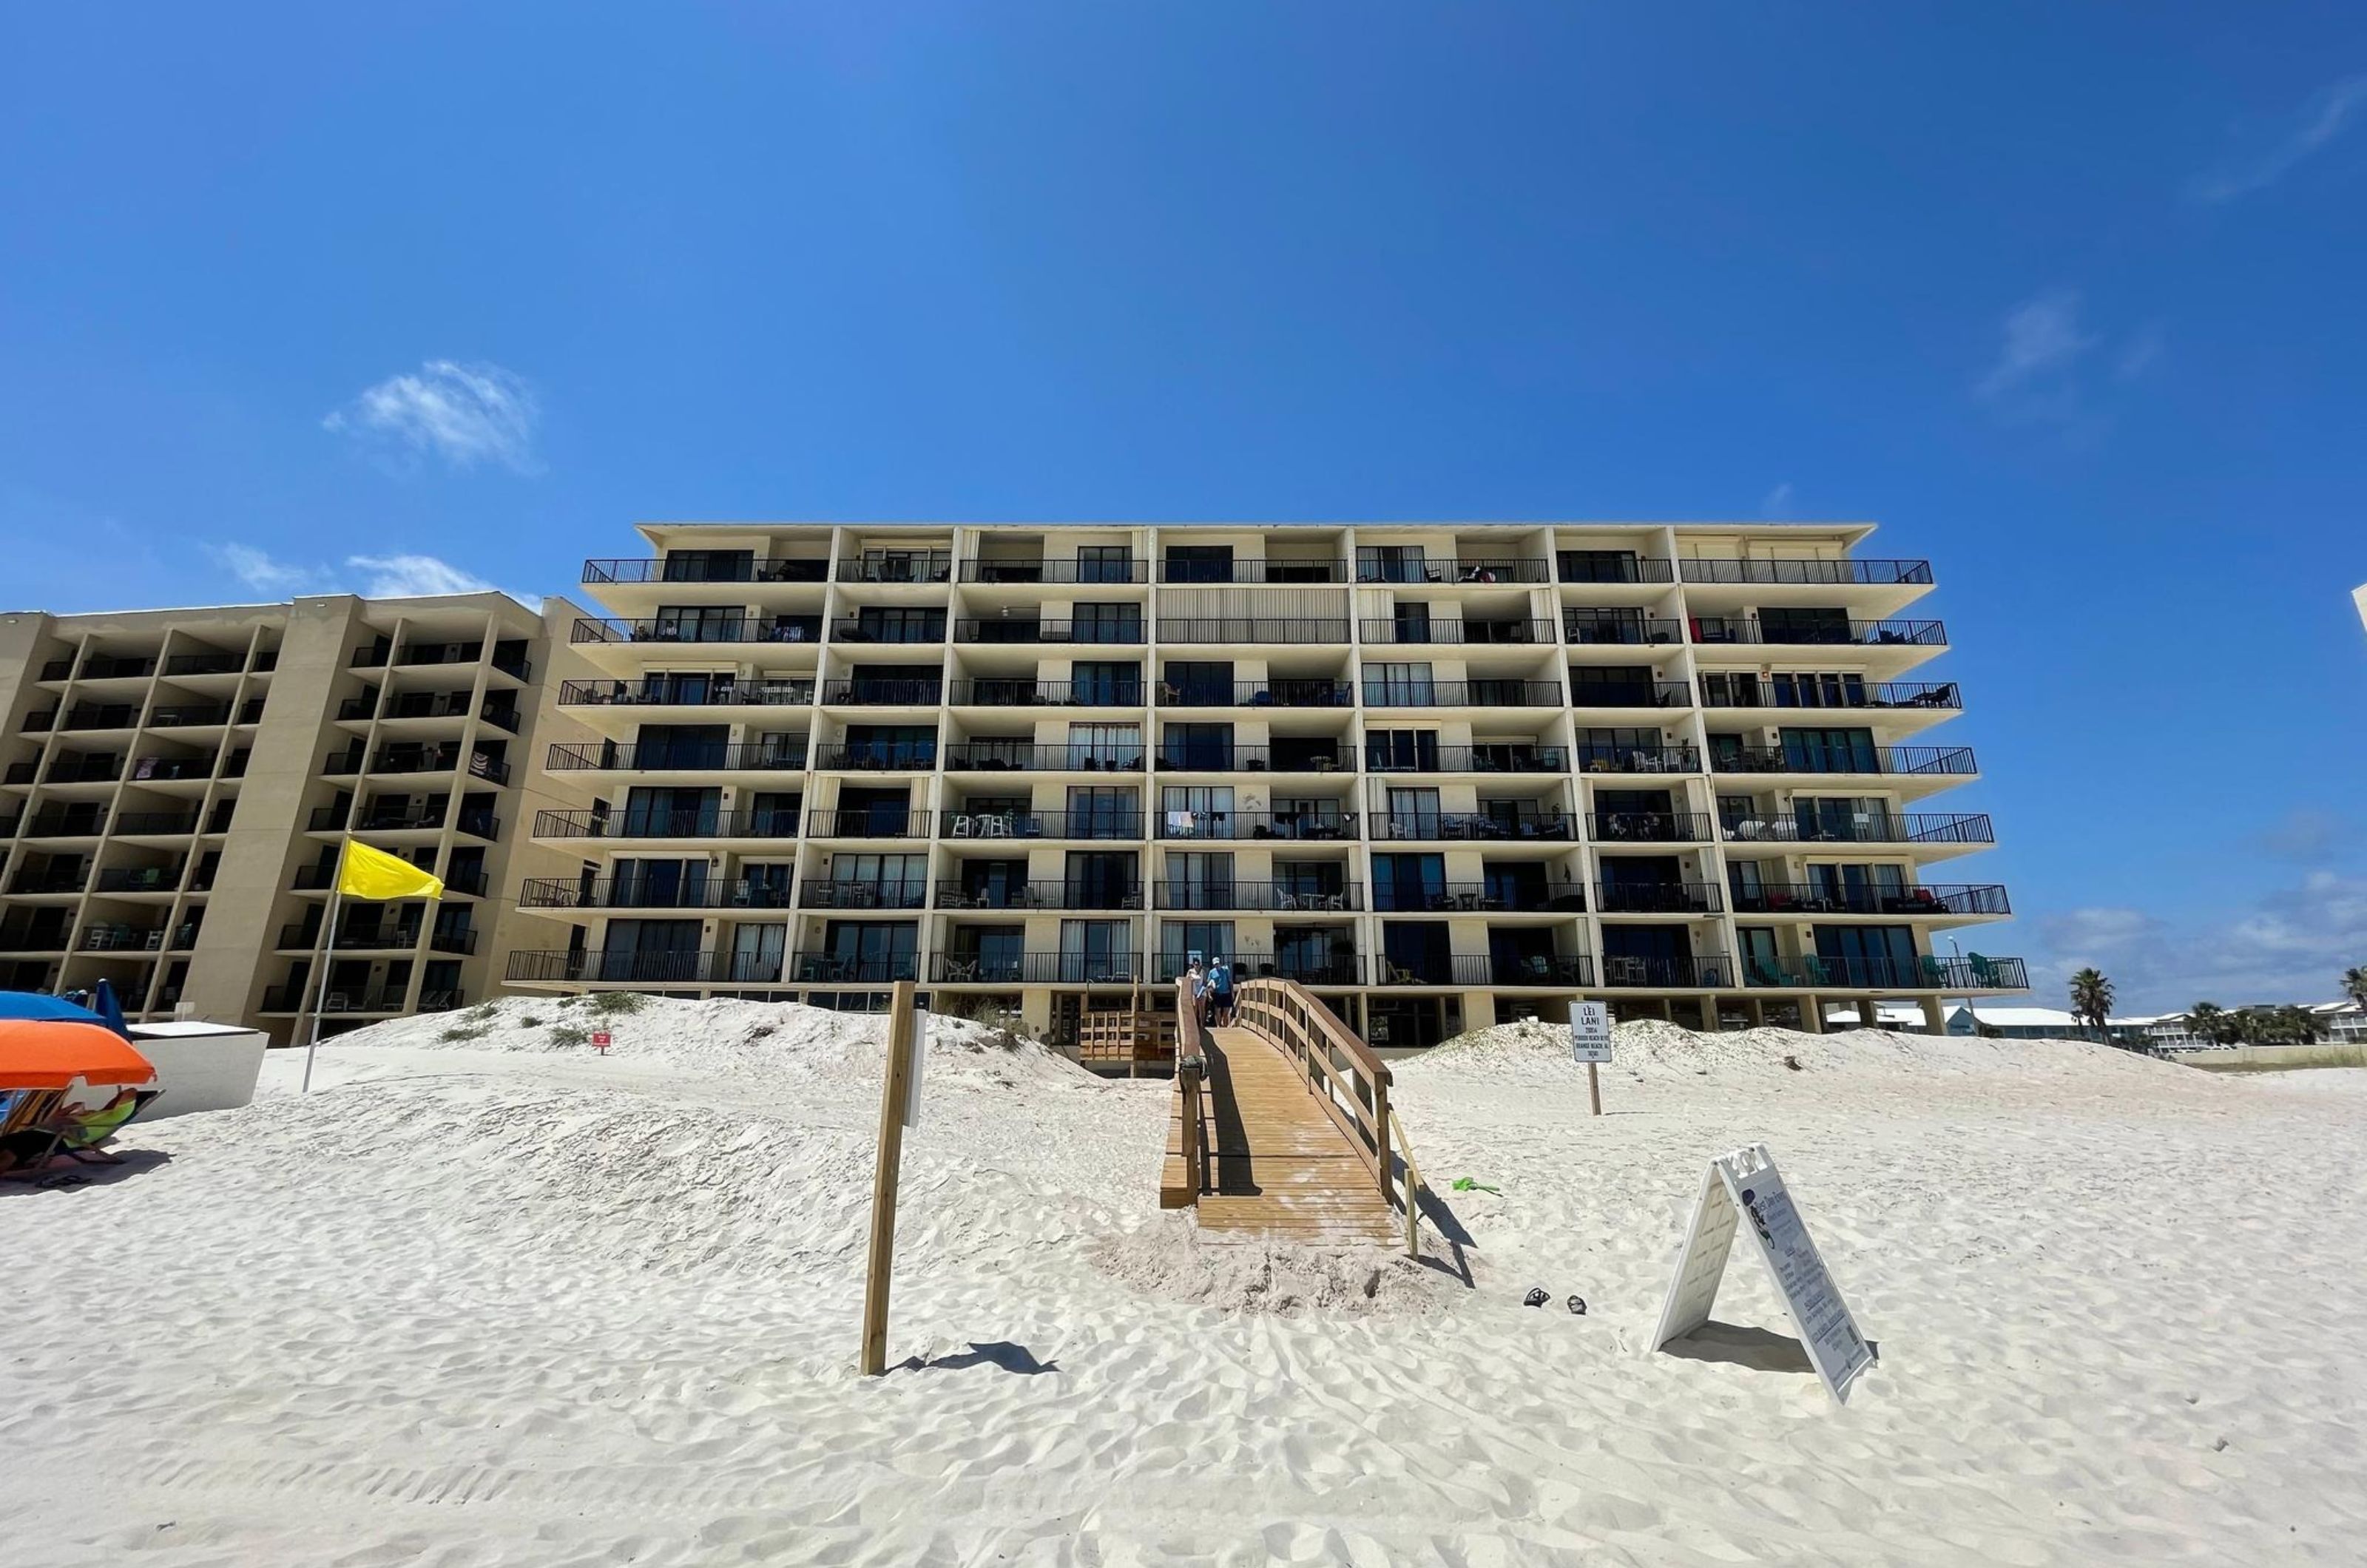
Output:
top-left (4, 996), bottom-right (2363, 1565)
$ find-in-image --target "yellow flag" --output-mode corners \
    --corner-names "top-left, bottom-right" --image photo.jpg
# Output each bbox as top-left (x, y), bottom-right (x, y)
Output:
top-left (337, 838), bottom-right (445, 902)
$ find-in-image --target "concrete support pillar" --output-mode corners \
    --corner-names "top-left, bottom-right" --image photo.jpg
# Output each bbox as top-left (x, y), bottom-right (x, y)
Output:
top-left (1856, 998), bottom-right (1877, 1028)
top-left (1797, 996), bottom-right (1823, 1034)
top-left (1922, 995), bottom-right (1948, 1035)
top-left (1697, 996), bottom-right (1721, 1033)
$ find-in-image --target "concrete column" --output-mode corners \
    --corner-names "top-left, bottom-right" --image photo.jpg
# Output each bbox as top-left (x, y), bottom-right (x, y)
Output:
top-left (1797, 996), bottom-right (1822, 1033)
top-left (1922, 995), bottom-right (1948, 1035)
top-left (1696, 996), bottom-right (1721, 1032)
top-left (1855, 998), bottom-right (1877, 1028)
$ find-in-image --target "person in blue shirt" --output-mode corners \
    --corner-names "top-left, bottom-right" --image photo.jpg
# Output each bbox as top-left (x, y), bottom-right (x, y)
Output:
top-left (1208, 956), bottom-right (1235, 1026)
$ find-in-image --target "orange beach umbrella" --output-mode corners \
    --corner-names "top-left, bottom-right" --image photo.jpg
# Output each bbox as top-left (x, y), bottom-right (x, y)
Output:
top-left (0, 1019), bottom-right (158, 1090)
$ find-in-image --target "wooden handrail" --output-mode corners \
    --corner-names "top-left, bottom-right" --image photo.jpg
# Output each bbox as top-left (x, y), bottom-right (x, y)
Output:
top-left (1172, 976), bottom-right (1209, 1199)
top-left (1388, 1107), bottom-right (1424, 1259)
top-left (1232, 977), bottom-right (1393, 1208)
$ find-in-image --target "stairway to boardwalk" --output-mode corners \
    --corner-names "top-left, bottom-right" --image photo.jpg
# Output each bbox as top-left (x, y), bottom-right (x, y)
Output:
top-left (1161, 978), bottom-right (1428, 1254)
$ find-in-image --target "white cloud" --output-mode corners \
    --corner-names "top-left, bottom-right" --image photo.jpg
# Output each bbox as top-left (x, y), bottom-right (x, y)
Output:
top-left (1759, 482), bottom-right (1794, 520)
top-left (1976, 288), bottom-right (2097, 402)
top-left (2113, 323), bottom-right (2167, 383)
top-left (2033, 875), bottom-right (2367, 1013)
top-left (348, 553), bottom-right (499, 598)
top-left (323, 359), bottom-right (541, 473)
top-left (208, 543), bottom-right (537, 607)
top-left (2189, 74), bottom-right (2367, 203)
top-left (211, 543), bottom-right (332, 595)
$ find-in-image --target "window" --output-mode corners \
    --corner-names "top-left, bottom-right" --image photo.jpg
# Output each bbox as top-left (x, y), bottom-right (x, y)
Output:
top-left (853, 606), bottom-right (945, 643)
top-left (1373, 852), bottom-right (1445, 911)
top-left (1161, 920), bottom-right (1235, 973)
top-left (1163, 545), bottom-right (1231, 583)
top-left (1061, 919), bottom-right (1134, 981)
top-left (729, 922), bottom-right (787, 982)
top-left (1780, 727), bottom-right (1879, 772)
top-left (822, 920), bottom-right (919, 981)
top-left (1073, 603), bottom-right (1143, 643)
top-left (1158, 783), bottom-right (1234, 838)
top-left (652, 605), bottom-right (743, 642)
top-left (1771, 672), bottom-right (1868, 708)
top-left (1078, 545), bottom-right (1135, 584)
top-left (661, 550), bottom-right (752, 582)
top-left (1357, 544), bottom-right (1428, 584)
top-left (1760, 607), bottom-right (1853, 643)
top-left (1363, 663), bottom-right (1436, 704)
top-left (1073, 661), bottom-right (1142, 704)
top-left (1364, 729), bottom-right (1440, 771)
top-left (1068, 723), bottom-right (1141, 768)
top-left (831, 854), bottom-right (925, 898)
top-left (610, 858), bottom-right (709, 908)
top-left (1162, 851), bottom-right (1235, 909)
top-left (1391, 602), bottom-right (1433, 643)
top-left (1163, 661), bottom-right (1232, 705)
top-left (1385, 787), bottom-right (1441, 841)
top-left (621, 786), bottom-right (718, 837)
top-left (1558, 549), bottom-right (1642, 584)
top-left (1067, 785), bottom-right (1140, 837)
top-left (1065, 851), bottom-right (1139, 908)
top-left (1161, 722), bottom-right (1232, 768)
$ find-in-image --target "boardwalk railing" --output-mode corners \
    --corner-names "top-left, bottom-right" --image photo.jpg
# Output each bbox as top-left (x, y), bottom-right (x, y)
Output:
top-left (1162, 976), bottom-right (1210, 1209)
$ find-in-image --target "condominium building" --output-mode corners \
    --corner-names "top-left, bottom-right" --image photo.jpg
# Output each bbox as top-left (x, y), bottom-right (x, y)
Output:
top-left (505, 523), bottom-right (2025, 1045)
top-left (0, 592), bottom-right (594, 1040)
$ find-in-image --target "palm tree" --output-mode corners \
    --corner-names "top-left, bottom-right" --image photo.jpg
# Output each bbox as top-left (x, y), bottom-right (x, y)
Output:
top-left (2185, 1001), bottom-right (2240, 1047)
top-left (2069, 968), bottom-right (2115, 1043)
top-left (2343, 965), bottom-right (2367, 1011)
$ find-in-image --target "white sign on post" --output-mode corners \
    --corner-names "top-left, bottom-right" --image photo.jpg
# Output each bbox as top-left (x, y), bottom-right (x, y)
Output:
top-left (1569, 1002), bottom-right (1613, 1064)
top-left (901, 1006), bottom-right (929, 1129)
top-left (1647, 1143), bottom-right (1875, 1405)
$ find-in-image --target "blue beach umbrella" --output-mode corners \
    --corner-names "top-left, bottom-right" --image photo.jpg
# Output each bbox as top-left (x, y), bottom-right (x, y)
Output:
top-left (0, 991), bottom-right (107, 1024)
top-left (90, 978), bottom-right (131, 1039)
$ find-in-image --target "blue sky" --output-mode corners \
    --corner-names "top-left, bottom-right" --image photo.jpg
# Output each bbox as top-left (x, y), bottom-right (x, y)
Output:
top-left (3, 6), bottom-right (2363, 1011)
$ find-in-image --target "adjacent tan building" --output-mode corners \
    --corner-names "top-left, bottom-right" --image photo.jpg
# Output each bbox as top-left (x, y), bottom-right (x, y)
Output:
top-left (0, 592), bottom-right (594, 1041)
top-left (502, 522), bottom-right (2026, 1044)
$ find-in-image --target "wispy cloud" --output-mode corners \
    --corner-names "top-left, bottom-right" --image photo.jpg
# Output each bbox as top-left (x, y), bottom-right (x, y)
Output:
top-left (209, 544), bottom-right (537, 607)
top-left (2034, 873), bottom-right (2367, 1013)
top-left (323, 359), bottom-right (541, 473)
top-left (212, 543), bottom-right (334, 596)
top-left (348, 553), bottom-right (501, 598)
top-left (1976, 288), bottom-right (2097, 402)
top-left (2189, 74), bottom-right (2367, 203)
top-left (2113, 322), bottom-right (2167, 383)
top-left (1759, 482), bottom-right (1795, 521)
top-left (1975, 291), bottom-right (2165, 430)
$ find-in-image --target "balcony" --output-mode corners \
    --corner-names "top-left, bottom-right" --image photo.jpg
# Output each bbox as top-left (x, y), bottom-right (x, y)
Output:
top-left (799, 879), bottom-right (931, 910)
top-left (1356, 558), bottom-right (1550, 585)
top-left (1678, 558), bottom-right (1933, 587)
top-left (1155, 811), bottom-right (1353, 842)
top-left (1690, 618), bottom-right (1946, 647)
top-left (1155, 560), bottom-right (1345, 585)
top-left (1371, 882), bottom-right (1582, 913)
top-left (95, 865), bottom-right (180, 893)
top-left (947, 810), bottom-right (1142, 840)
top-left (445, 869), bottom-right (490, 897)
top-left (127, 757), bottom-right (212, 782)
top-left (504, 948), bottom-right (902, 986)
top-left (1596, 881), bottom-right (1723, 914)
top-left (1564, 615), bottom-right (1683, 646)
top-left (1568, 680), bottom-right (1694, 710)
top-left (830, 617), bottom-right (946, 646)
top-left (1358, 619), bottom-right (1560, 646)
top-left (1697, 680), bottom-right (1961, 712)
top-left (8, 871), bottom-right (88, 894)
top-left (818, 679), bottom-right (942, 708)
top-left (812, 743), bottom-right (939, 771)
top-left (961, 558), bottom-right (1149, 584)
top-left (1157, 678), bottom-right (1354, 709)
top-left (533, 808), bottom-right (806, 840)
top-left (546, 741), bottom-right (809, 772)
top-left (517, 876), bottom-right (796, 912)
top-left (948, 679), bottom-right (1145, 707)
top-left (1152, 953), bottom-right (1362, 985)
top-left (78, 655), bottom-right (159, 680)
top-left (365, 747), bottom-right (510, 784)
top-left (953, 619), bottom-right (1143, 645)
top-left (1574, 743), bottom-right (1701, 775)
top-left (1740, 955), bottom-right (2027, 991)
top-left (1601, 954), bottom-right (1734, 988)
top-left (1368, 811), bottom-right (1574, 842)
top-left (1374, 954), bottom-right (1586, 987)
top-left (944, 742), bottom-right (1144, 772)
top-left (79, 924), bottom-right (176, 952)
top-left (582, 556), bottom-right (828, 584)
top-left (803, 809), bottom-right (929, 839)
top-left (1363, 680), bottom-right (1564, 709)
top-left (1709, 745), bottom-right (1975, 777)
top-left (1156, 618), bottom-right (1349, 644)
top-left (1720, 811), bottom-right (1994, 847)
top-left (1154, 743), bottom-right (1349, 773)
top-left (162, 652), bottom-right (243, 676)
top-left (1557, 553), bottom-right (1675, 584)
top-left (929, 953), bottom-right (1141, 984)
top-left (111, 811), bottom-right (205, 836)
top-left (1154, 881), bottom-right (1362, 912)
top-left (27, 757), bottom-right (126, 784)
top-left (573, 616), bottom-right (825, 646)
top-left (1729, 883), bottom-right (2011, 917)
top-left (1589, 811), bottom-right (1716, 843)
top-left (937, 880), bottom-right (1144, 910)
top-left (558, 678), bottom-right (815, 709)
top-left (1367, 745), bottom-right (1569, 774)
top-left (23, 812), bottom-right (107, 837)
top-left (259, 985), bottom-right (442, 1014)
top-left (837, 552), bottom-right (953, 585)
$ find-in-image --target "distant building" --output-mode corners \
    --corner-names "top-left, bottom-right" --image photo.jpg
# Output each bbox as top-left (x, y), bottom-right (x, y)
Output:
top-left (1942, 1004), bottom-right (2152, 1045)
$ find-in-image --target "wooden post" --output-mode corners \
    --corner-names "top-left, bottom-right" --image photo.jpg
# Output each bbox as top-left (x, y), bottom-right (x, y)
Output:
top-left (859, 979), bottom-right (918, 1376)
top-left (1587, 1061), bottom-right (1601, 1118)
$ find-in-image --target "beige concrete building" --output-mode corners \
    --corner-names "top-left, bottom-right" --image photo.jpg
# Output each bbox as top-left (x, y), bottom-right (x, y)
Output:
top-left (504, 522), bottom-right (2026, 1044)
top-left (0, 592), bottom-right (594, 1041)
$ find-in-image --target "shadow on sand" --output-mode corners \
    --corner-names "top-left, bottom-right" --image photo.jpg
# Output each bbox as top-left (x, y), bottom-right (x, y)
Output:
top-left (1660, 1320), bottom-right (1881, 1376)
top-left (0, 1147), bottom-right (175, 1195)
top-left (900, 1341), bottom-right (1060, 1376)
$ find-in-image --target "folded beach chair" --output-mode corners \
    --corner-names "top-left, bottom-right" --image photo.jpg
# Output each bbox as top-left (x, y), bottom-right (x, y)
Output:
top-left (57, 1089), bottom-right (162, 1165)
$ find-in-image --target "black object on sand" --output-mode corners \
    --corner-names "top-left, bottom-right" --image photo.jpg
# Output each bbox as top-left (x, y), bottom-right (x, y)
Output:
top-left (1567, 1296), bottom-right (1587, 1316)
top-left (1522, 1287), bottom-right (1550, 1308)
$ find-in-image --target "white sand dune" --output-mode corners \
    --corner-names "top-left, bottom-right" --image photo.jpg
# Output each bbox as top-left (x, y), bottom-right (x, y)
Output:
top-left (5, 996), bottom-right (2363, 1565)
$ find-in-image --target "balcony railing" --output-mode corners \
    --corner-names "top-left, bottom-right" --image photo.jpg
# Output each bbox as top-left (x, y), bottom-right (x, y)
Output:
top-left (558, 677), bottom-right (817, 709)
top-left (803, 809), bottom-right (930, 838)
top-left (1368, 812), bottom-right (1575, 842)
top-left (1154, 811), bottom-right (1353, 842)
top-left (1574, 744), bottom-right (1701, 774)
top-left (77, 655), bottom-right (158, 680)
top-left (95, 866), bottom-right (180, 893)
top-left (1557, 553), bottom-right (1675, 584)
top-left (936, 881), bottom-right (1144, 910)
top-left (1363, 680), bottom-right (1564, 709)
top-left (1156, 560), bottom-right (1347, 584)
top-left (1601, 954), bottom-right (1734, 988)
top-left (798, 879), bottom-right (931, 910)
top-left (1589, 811), bottom-right (1717, 843)
top-left (162, 652), bottom-right (243, 676)
top-left (1710, 745), bottom-right (1976, 777)
top-left (1357, 558), bottom-right (1551, 585)
top-left (1698, 680), bottom-right (1962, 712)
top-left (1153, 881), bottom-right (1363, 912)
top-left (1567, 680), bottom-right (1695, 709)
top-left (1367, 745), bottom-right (1569, 774)
top-left (260, 985), bottom-right (458, 1014)
top-left (952, 619), bottom-right (1144, 645)
top-left (1596, 881), bottom-right (1724, 914)
top-left (546, 741), bottom-right (810, 771)
top-left (960, 558), bottom-right (1149, 584)
top-left (1719, 811), bottom-right (1995, 846)
top-left (364, 748), bottom-right (510, 784)
top-left (1740, 955), bottom-right (2027, 991)
top-left (573, 617), bottom-right (825, 646)
top-left (837, 552), bottom-right (953, 584)
top-left (110, 811), bottom-right (205, 836)
top-left (929, 952), bottom-right (1141, 984)
top-left (811, 743), bottom-right (940, 771)
top-left (829, 617), bottom-right (947, 645)
top-left (79, 924), bottom-right (178, 952)
top-left (446, 869), bottom-right (490, 897)
top-left (1690, 618), bottom-right (1947, 647)
top-left (517, 876), bottom-right (797, 911)
top-left (1678, 558), bottom-right (1933, 587)
top-left (533, 808), bottom-right (806, 839)
top-left (818, 680), bottom-right (943, 709)
top-left (1729, 883), bottom-right (2011, 917)
top-left (1372, 882), bottom-right (1583, 913)
top-left (1154, 744), bottom-right (1350, 773)
top-left (1156, 618), bottom-right (1351, 644)
top-left (944, 743), bottom-right (1147, 772)
top-left (948, 680), bottom-right (1146, 707)
top-left (946, 810), bottom-right (1143, 840)
top-left (23, 813), bottom-right (107, 837)
top-left (1152, 953), bottom-right (1363, 985)
top-left (1358, 619), bottom-right (1561, 646)
top-left (1374, 953), bottom-right (1587, 987)
top-left (1564, 615), bottom-right (1683, 646)
top-left (8, 871), bottom-right (89, 894)
top-left (1157, 678), bottom-right (1354, 708)
top-left (581, 556), bottom-right (828, 584)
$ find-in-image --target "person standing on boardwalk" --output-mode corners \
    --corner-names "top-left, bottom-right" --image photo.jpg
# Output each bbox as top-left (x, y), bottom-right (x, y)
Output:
top-left (1209, 956), bottom-right (1235, 1026)
top-left (1185, 959), bottom-right (1208, 1026)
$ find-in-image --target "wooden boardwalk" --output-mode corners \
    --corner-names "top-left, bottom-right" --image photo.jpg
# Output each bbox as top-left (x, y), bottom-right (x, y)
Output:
top-left (1189, 1024), bottom-right (1399, 1247)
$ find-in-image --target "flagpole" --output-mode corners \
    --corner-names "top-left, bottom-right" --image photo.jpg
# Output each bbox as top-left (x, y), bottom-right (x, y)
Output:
top-left (300, 846), bottom-right (346, 1095)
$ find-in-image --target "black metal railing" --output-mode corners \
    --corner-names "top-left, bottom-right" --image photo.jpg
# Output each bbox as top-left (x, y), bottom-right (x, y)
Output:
top-left (1362, 680), bottom-right (1564, 708)
top-left (1689, 618), bottom-right (1947, 647)
top-left (78, 924), bottom-right (168, 952)
top-left (929, 952), bottom-right (1141, 984)
top-left (260, 985), bottom-right (435, 1014)
top-left (1358, 619), bottom-right (1560, 646)
top-left (837, 552), bottom-right (953, 584)
top-left (1372, 955), bottom-right (1499, 987)
top-left (533, 808), bottom-right (807, 839)
top-left (803, 809), bottom-right (931, 838)
top-left (1564, 615), bottom-right (1684, 646)
top-left (1372, 882), bottom-right (1584, 913)
top-left (1154, 881), bottom-right (1363, 912)
top-left (1154, 744), bottom-right (1351, 773)
top-left (581, 556), bottom-right (829, 584)
top-left (952, 619), bottom-right (1144, 645)
top-left (1558, 554), bottom-right (1675, 584)
top-left (516, 876), bottom-right (794, 911)
top-left (1739, 955), bottom-right (2027, 991)
top-left (78, 655), bottom-right (158, 680)
top-left (1157, 678), bottom-right (1354, 708)
top-left (22, 813), bottom-right (107, 837)
top-left (9, 871), bottom-right (89, 893)
top-left (1152, 953), bottom-right (1363, 985)
top-left (365, 748), bottom-right (510, 784)
top-left (1601, 954), bottom-right (1734, 988)
top-left (1596, 881), bottom-right (1723, 914)
top-left (945, 809), bottom-right (1144, 839)
top-left (1367, 745), bottom-right (1569, 773)
top-left (944, 743), bottom-right (1147, 771)
top-left (1710, 745), bottom-right (1976, 777)
top-left (936, 880), bottom-right (1144, 911)
top-left (1697, 680), bottom-right (1961, 712)
top-left (573, 617), bottom-right (825, 646)
top-left (811, 742), bottom-right (939, 770)
top-left (1494, 955), bottom-right (1596, 987)
top-left (1729, 883), bottom-right (2011, 917)
top-left (162, 652), bottom-right (243, 676)
top-left (798, 879), bottom-right (931, 910)
top-left (546, 741), bottom-right (809, 771)
top-left (960, 558), bottom-right (1150, 584)
top-left (1155, 619), bottom-right (1351, 644)
top-left (1156, 559), bottom-right (1347, 584)
top-left (1589, 811), bottom-right (1717, 842)
top-left (829, 617), bottom-right (947, 645)
top-left (109, 811), bottom-right (204, 836)
top-left (1568, 680), bottom-right (1694, 709)
top-left (948, 680), bottom-right (1146, 707)
top-left (1154, 811), bottom-right (1354, 841)
top-left (148, 705), bottom-right (234, 727)
top-left (1718, 811), bottom-right (1995, 846)
top-left (1368, 812), bottom-right (1575, 842)
top-left (1357, 558), bottom-right (1550, 584)
top-left (1678, 558), bottom-right (1933, 586)
top-left (1574, 743), bottom-right (1701, 774)
top-left (558, 678), bottom-right (816, 708)
top-left (818, 679), bottom-right (943, 708)
top-left (445, 869), bottom-right (490, 896)
top-left (95, 866), bottom-right (180, 893)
